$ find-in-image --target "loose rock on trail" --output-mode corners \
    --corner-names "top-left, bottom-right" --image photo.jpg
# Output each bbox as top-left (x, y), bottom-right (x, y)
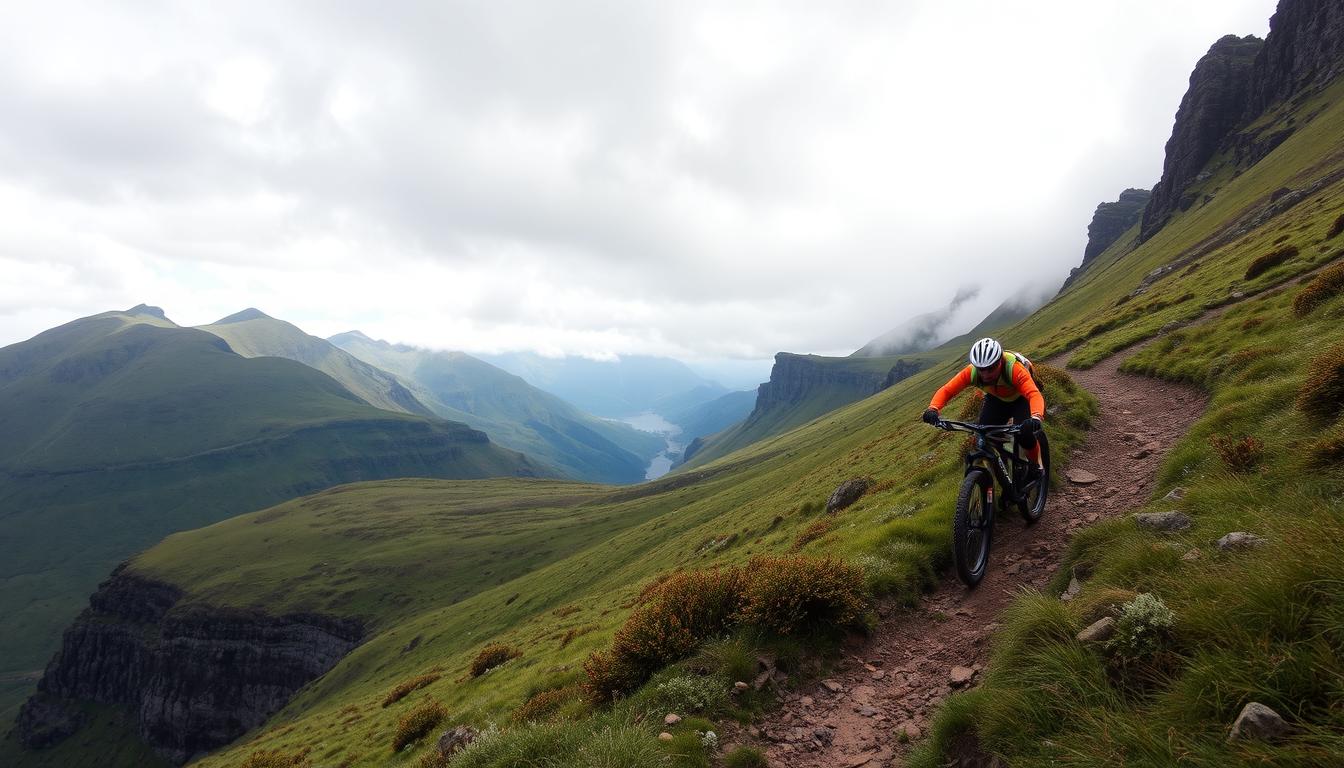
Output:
top-left (748, 345), bottom-right (1207, 767)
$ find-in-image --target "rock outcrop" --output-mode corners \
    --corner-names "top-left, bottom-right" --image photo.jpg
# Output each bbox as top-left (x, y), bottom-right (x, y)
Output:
top-left (753, 353), bottom-right (891, 413)
top-left (1062, 189), bottom-right (1151, 289)
top-left (1141, 0), bottom-right (1344, 242)
top-left (17, 566), bottom-right (363, 764)
top-left (1141, 35), bottom-right (1264, 241)
top-left (1243, 0), bottom-right (1344, 119)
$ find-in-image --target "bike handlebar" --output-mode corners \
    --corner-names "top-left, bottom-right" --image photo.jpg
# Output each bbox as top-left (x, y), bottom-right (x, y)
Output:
top-left (933, 419), bottom-right (1028, 436)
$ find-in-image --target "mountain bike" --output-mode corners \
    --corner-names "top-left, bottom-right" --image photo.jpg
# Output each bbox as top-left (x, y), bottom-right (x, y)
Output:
top-left (931, 419), bottom-right (1050, 587)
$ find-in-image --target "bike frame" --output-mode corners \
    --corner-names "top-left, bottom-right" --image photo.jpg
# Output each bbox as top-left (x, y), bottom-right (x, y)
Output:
top-left (938, 420), bottom-right (1032, 507)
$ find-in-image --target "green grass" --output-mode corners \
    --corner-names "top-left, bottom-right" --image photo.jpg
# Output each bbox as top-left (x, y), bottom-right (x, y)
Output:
top-left (0, 311), bottom-right (540, 715)
top-left (913, 75), bottom-right (1344, 768)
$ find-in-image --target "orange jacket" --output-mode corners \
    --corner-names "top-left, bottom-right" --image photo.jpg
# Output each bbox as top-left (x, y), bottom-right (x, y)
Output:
top-left (929, 357), bottom-right (1045, 419)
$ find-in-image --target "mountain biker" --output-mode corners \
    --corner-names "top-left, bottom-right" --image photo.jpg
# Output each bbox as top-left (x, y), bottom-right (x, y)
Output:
top-left (921, 337), bottom-right (1045, 477)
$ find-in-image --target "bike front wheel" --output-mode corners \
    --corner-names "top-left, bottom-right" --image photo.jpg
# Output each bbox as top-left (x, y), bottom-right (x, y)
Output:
top-left (1020, 430), bottom-right (1051, 524)
top-left (953, 469), bottom-right (993, 587)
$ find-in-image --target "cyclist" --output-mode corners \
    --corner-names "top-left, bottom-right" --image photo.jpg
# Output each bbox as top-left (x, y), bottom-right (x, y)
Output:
top-left (922, 337), bottom-right (1045, 478)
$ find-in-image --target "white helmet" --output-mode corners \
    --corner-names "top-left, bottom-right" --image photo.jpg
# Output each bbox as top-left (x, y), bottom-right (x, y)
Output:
top-left (968, 337), bottom-right (1003, 368)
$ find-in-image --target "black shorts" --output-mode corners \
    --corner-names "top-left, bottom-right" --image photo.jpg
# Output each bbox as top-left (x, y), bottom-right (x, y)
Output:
top-left (978, 396), bottom-right (1037, 449)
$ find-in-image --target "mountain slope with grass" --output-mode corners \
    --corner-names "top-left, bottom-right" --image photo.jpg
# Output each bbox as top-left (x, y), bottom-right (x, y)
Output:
top-left (0, 307), bottom-right (541, 725)
top-left (196, 309), bottom-right (436, 417)
top-left (10, 3), bottom-right (1344, 767)
top-left (329, 332), bottom-right (663, 484)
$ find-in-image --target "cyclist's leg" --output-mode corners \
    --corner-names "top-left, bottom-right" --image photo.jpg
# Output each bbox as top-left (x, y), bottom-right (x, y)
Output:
top-left (1007, 398), bottom-right (1042, 467)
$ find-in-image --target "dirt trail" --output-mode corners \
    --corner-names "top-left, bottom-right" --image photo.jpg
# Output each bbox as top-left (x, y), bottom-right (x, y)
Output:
top-left (746, 346), bottom-right (1208, 767)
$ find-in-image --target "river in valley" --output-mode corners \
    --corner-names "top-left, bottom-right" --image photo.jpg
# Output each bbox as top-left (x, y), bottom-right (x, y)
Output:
top-left (619, 412), bottom-right (683, 480)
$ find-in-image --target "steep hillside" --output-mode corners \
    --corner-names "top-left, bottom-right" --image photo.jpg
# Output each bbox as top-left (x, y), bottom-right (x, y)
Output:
top-left (197, 310), bottom-right (435, 417)
top-left (666, 389), bottom-right (755, 446)
top-left (681, 352), bottom-right (931, 468)
top-left (0, 308), bottom-right (540, 721)
top-left (330, 332), bottom-right (663, 484)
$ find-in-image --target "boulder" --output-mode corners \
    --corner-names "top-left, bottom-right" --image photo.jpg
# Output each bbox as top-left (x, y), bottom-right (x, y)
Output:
top-left (1216, 532), bottom-right (1267, 551)
top-left (1077, 617), bottom-right (1116, 643)
top-left (664, 713), bottom-right (682, 726)
top-left (437, 725), bottom-right (478, 757)
top-left (1228, 701), bottom-right (1290, 742)
top-left (827, 478), bottom-right (872, 513)
top-left (1134, 511), bottom-right (1192, 532)
top-left (949, 666), bottom-right (976, 686)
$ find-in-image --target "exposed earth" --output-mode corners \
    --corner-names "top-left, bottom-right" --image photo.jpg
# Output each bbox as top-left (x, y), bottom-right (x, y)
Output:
top-left (745, 343), bottom-right (1208, 767)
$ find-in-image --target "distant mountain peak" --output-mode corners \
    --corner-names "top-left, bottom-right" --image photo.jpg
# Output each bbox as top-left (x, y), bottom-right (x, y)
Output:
top-left (213, 308), bottom-right (273, 325)
top-left (125, 304), bottom-right (168, 320)
top-left (329, 330), bottom-right (376, 344)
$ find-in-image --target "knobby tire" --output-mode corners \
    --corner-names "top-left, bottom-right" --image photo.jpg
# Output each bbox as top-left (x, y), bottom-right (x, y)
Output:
top-left (953, 469), bottom-right (992, 587)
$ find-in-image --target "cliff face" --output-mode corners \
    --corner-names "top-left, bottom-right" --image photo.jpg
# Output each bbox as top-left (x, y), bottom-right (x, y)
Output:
top-left (1141, 35), bottom-right (1264, 241)
top-left (752, 353), bottom-right (890, 413)
top-left (1141, 0), bottom-right (1344, 242)
top-left (1244, 0), bottom-right (1344, 118)
top-left (1062, 188), bottom-right (1152, 289)
top-left (17, 567), bottom-right (363, 764)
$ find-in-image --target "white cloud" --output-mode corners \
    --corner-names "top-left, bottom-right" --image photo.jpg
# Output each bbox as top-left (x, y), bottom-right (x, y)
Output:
top-left (0, 0), bottom-right (1275, 362)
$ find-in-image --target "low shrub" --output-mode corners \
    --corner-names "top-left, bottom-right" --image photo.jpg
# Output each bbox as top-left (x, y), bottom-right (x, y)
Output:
top-left (791, 518), bottom-right (833, 551)
top-left (798, 500), bottom-right (823, 515)
top-left (557, 624), bottom-right (597, 648)
top-left (1327, 211), bottom-right (1344, 239)
top-left (391, 699), bottom-right (446, 752)
top-left (1208, 434), bottom-right (1265, 473)
top-left (382, 673), bottom-right (441, 707)
top-left (1305, 426), bottom-right (1344, 469)
top-left (417, 749), bottom-right (450, 768)
top-left (469, 644), bottom-right (522, 678)
top-left (651, 672), bottom-right (727, 714)
top-left (513, 684), bottom-right (582, 723)
top-left (585, 557), bottom-right (867, 702)
top-left (1292, 262), bottom-right (1344, 316)
top-left (1295, 342), bottom-right (1344, 421)
top-left (1244, 244), bottom-right (1298, 279)
top-left (736, 555), bottom-right (867, 636)
top-left (724, 745), bottom-right (769, 767)
top-left (1105, 593), bottom-right (1175, 662)
top-left (955, 389), bottom-right (985, 421)
top-left (240, 748), bottom-right (311, 768)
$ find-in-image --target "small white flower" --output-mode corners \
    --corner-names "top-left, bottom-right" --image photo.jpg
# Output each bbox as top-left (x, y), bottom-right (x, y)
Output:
top-left (700, 730), bottom-right (718, 749)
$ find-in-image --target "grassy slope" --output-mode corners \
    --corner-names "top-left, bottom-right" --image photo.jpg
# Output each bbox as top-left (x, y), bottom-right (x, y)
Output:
top-left (330, 333), bottom-right (664, 484)
top-left (174, 78), bottom-right (1344, 768)
top-left (909, 78), bottom-right (1344, 767)
top-left (55, 323), bottom-right (1093, 766)
top-left (0, 312), bottom-right (539, 720)
top-left (197, 312), bottom-right (437, 417)
top-left (684, 351), bottom-right (942, 468)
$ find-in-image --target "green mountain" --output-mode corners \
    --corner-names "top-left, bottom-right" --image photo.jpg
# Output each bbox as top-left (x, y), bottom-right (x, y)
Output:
top-left (329, 332), bottom-right (664, 484)
top-left (13, 4), bottom-right (1344, 766)
top-left (196, 309), bottom-right (435, 417)
top-left (0, 307), bottom-right (541, 721)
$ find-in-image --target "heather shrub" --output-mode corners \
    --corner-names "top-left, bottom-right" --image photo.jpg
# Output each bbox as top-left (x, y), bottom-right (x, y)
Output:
top-left (791, 518), bottom-right (833, 551)
top-left (1105, 593), bottom-right (1175, 661)
top-left (1328, 211), bottom-right (1344, 239)
top-left (582, 650), bottom-right (647, 703)
top-left (1305, 426), bottom-right (1344, 469)
top-left (724, 746), bottom-right (770, 768)
top-left (240, 748), bottom-right (311, 768)
top-left (1244, 244), bottom-right (1297, 279)
top-left (391, 698), bottom-right (446, 752)
top-left (956, 389), bottom-right (985, 421)
top-left (1208, 434), bottom-right (1264, 473)
top-left (382, 673), bottom-right (441, 707)
top-left (1295, 343), bottom-right (1344, 421)
top-left (513, 684), bottom-right (582, 723)
top-left (469, 644), bottom-right (522, 677)
top-left (1293, 262), bottom-right (1344, 316)
top-left (736, 556), bottom-right (867, 636)
top-left (417, 749), bottom-right (450, 768)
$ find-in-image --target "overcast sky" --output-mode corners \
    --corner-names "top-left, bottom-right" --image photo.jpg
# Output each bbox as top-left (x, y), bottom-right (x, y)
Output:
top-left (0, 0), bottom-right (1273, 383)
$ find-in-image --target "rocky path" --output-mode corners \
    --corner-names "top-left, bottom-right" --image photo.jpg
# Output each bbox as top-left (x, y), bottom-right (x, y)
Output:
top-left (747, 347), bottom-right (1208, 767)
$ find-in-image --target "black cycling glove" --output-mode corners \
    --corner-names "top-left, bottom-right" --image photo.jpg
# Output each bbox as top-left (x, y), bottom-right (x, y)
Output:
top-left (922, 407), bottom-right (940, 425)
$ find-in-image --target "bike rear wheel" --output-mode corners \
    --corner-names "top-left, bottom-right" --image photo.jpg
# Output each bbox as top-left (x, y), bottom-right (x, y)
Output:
top-left (1020, 431), bottom-right (1051, 524)
top-left (953, 469), bottom-right (993, 587)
